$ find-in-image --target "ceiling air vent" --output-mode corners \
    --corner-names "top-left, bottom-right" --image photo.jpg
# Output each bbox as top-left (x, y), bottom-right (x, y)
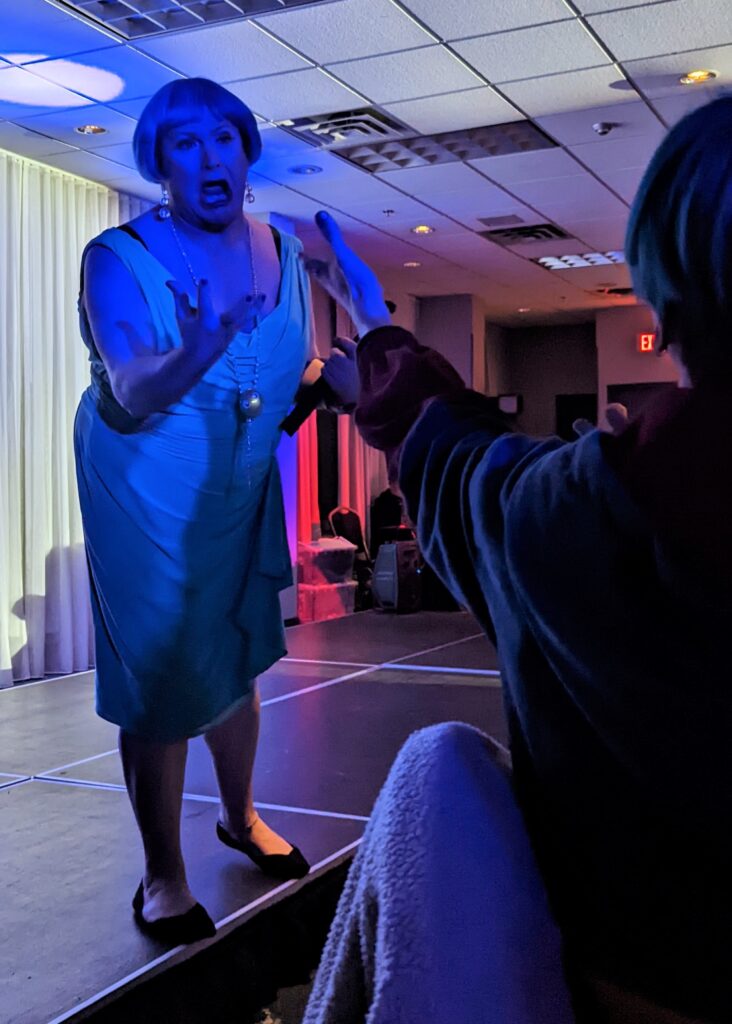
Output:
top-left (335, 119), bottom-right (555, 173)
top-left (479, 223), bottom-right (571, 247)
top-left (597, 286), bottom-right (634, 296)
top-left (275, 108), bottom-right (410, 148)
top-left (478, 214), bottom-right (525, 229)
top-left (54, 0), bottom-right (342, 40)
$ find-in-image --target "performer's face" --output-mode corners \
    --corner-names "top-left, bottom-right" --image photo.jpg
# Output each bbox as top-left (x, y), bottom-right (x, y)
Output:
top-left (160, 108), bottom-right (249, 230)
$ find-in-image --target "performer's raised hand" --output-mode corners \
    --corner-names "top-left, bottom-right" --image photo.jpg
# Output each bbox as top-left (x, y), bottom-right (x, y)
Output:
top-left (166, 279), bottom-right (265, 359)
top-left (301, 211), bottom-right (392, 339)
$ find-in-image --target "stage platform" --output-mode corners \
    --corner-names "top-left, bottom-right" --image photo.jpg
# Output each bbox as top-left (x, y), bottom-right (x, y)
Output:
top-left (1, 610), bottom-right (506, 1024)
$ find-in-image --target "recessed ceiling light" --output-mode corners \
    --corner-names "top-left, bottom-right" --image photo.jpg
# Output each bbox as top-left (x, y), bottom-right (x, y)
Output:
top-left (289, 164), bottom-right (323, 175)
top-left (679, 69), bottom-right (717, 85)
top-left (411, 224), bottom-right (435, 235)
top-left (75, 124), bottom-right (107, 135)
top-left (537, 252), bottom-right (625, 270)
top-left (517, 307), bottom-right (531, 313)
top-left (403, 261), bottom-right (421, 268)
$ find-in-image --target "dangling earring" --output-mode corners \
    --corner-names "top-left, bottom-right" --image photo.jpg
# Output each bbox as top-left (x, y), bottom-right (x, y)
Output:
top-left (245, 181), bottom-right (255, 205)
top-left (157, 186), bottom-right (171, 220)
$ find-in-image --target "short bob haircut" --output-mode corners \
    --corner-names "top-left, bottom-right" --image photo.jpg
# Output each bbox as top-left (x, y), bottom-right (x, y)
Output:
top-left (626, 94), bottom-right (732, 383)
top-left (133, 78), bottom-right (262, 185)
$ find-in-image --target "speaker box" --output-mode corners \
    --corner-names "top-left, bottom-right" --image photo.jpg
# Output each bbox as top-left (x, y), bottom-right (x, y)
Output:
top-left (371, 541), bottom-right (422, 613)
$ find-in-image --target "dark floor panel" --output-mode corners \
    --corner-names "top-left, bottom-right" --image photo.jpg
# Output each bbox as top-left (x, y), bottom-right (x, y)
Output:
top-left (394, 633), bottom-right (499, 671)
top-left (0, 673), bottom-right (117, 777)
top-left (45, 671), bottom-right (508, 815)
top-left (0, 781), bottom-right (363, 1024)
top-left (285, 610), bottom-right (480, 663)
top-left (259, 660), bottom-right (357, 701)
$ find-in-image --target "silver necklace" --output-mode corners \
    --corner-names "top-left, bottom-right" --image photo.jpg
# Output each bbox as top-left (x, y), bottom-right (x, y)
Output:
top-left (168, 213), bottom-right (263, 421)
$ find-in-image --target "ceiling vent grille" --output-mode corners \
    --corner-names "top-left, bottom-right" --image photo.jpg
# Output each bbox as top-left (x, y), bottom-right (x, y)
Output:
top-left (276, 108), bottom-right (409, 147)
top-left (479, 223), bottom-right (571, 246)
top-left (334, 119), bottom-right (555, 173)
top-left (54, 0), bottom-right (341, 40)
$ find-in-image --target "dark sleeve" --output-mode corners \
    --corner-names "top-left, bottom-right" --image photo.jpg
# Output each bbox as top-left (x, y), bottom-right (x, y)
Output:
top-left (354, 325), bottom-right (562, 629)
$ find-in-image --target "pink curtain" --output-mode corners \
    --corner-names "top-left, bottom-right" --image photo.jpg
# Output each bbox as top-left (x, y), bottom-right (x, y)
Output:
top-left (297, 408), bottom-right (320, 544)
top-left (335, 306), bottom-right (388, 549)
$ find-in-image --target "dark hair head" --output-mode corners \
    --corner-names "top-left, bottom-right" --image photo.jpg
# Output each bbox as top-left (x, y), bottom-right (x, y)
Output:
top-left (626, 94), bottom-right (732, 382)
top-left (133, 78), bottom-right (262, 184)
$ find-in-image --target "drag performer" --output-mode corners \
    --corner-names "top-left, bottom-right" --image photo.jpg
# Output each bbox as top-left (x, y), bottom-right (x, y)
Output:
top-left (74, 78), bottom-right (357, 943)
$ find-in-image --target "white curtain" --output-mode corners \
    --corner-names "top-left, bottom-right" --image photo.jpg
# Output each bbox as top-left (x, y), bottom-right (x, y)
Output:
top-left (0, 148), bottom-right (149, 686)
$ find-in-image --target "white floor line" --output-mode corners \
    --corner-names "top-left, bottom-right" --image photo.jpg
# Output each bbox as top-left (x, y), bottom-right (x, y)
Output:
top-left (0, 668), bottom-right (94, 693)
top-left (32, 774), bottom-right (371, 823)
top-left (44, 839), bottom-right (362, 1024)
top-left (389, 632), bottom-right (484, 663)
top-left (253, 801), bottom-right (369, 823)
top-left (281, 657), bottom-right (377, 668)
top-left (36, 748), bottom-right (119, 778)
top-left (261, 666), bottom-right (374, 707)
top-left (380, 662), bottom-right (501, 679)
top-left (214, 839), bottom-right (362, 929)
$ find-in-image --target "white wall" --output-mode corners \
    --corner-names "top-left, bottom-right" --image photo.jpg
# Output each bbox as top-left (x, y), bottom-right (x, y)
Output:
top-left (500, 323), bottom-right (597, 436)
top-left (484, 321), bottom-right (510, 397)
top-left (417, 294), bottom-right (474, 387)
top-left (596, 306), bottom-right (679, 413)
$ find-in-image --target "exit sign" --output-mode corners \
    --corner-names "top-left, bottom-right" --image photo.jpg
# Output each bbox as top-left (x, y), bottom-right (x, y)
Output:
top-left (638, 332), bottom-right (656, 353)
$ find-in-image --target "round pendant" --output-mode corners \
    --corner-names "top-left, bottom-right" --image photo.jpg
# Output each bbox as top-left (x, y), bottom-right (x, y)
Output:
top-left (240, 389), bottom-right (263, 419)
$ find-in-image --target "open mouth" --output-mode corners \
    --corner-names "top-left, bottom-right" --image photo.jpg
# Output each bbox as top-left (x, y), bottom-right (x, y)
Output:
top-left (200, 179), bottom-right (232, 204)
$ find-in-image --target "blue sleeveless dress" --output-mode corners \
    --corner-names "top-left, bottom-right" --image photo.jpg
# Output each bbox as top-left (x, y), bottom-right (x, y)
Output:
top-left (74, 226), bottom-right (310, 741)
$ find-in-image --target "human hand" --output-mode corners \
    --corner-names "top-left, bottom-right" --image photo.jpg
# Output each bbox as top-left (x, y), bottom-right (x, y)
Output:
top-left (301, 211), bottom-right (392, 338)
top-left (321, 337), bottom-right (360, 407)
top-left (166, 279), bottom-right (265, 359)
top-left (573, 402), bottom-right (629, 438)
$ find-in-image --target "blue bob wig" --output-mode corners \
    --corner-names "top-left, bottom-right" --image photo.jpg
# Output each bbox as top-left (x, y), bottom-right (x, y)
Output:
top-left (133, 78), bottom-right (262, 184)
top-left (625, 94), bottom-right (732, 381)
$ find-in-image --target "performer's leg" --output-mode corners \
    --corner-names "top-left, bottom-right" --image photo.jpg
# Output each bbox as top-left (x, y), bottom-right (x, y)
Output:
top-left (204, 686), bottom-right (292, 856)
top-left (118, 729), bottom-right (193, 920)
top-left (304, 722), bottom-right (575, 1024)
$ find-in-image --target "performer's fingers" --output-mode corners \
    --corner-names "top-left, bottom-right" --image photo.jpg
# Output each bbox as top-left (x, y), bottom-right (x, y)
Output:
top-left (165, 280), bottom-right (194, 320)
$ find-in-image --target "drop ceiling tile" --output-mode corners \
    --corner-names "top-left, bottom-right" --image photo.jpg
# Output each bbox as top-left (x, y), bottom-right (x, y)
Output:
top-left (570, 133), bottom-right (661, 176)
top-left (560, 217), bottom-right (629, 251)
top-left (134, 20), bottom-right (310, 81)
top-left (39, 148), bottom-right (129, 184)
top-left (398, 0), bottom-right (573, 41)
top-left (500, 66), bottom-right (640, 117)
top-left (588, 0), bottom-right (732, 62)
top-left (104, 95), bottom-right (152, 119)
top-left (327, 46), bottom-right (482, 104)
top-left (508, 172), bottom-right (629, 218)
top-left (650, 90), bottom-right (719, 126)
top-left (596, 165), bottom-right (645, 204)
top-left (470, 147), bottom-right (584, 185)
top-left (381, 86), bottom-right (520, 134)
top-left (453, 21), bottom-right (610, 84)
top-left (106, 174), bottom-right (159, 202)
top-left (535, 99), bottom-right (663, 145)
top-left (0, 0), bottom-right (119, 62)
top-left (257, 0), bottom-right (434, 63)
top-left (12, 104), bottom-right (138, 150)
top-left (377, 160), bottom-right (493, 194)
top-left (0, 121), bottom-right (76, 159)
top-left (425, 194), bottom-right (538, 232)
top-left (623, 45), bottom-right (732, 99)
top-left (91, 140), bottom-right (137, 169)
top-left (0, 66), bottom-right (94, 120)
top-left (573, 0), bottom-right (669, 11)
top-left (23, 46), bottom-right (183, 104)
top-left (227, 68), bottom-right (364, 121)
top-left (284, 168), bottom-right (404, 204)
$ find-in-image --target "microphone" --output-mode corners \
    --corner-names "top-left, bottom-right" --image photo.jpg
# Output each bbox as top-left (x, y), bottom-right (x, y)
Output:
top-left (280, 375), bottom-right (337, 436)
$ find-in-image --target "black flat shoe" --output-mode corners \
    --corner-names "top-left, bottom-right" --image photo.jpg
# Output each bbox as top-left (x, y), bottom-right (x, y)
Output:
top-left (216, 821), bottom-right (310, 880)
top-left (132, 882), bottom-right (217, 945)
